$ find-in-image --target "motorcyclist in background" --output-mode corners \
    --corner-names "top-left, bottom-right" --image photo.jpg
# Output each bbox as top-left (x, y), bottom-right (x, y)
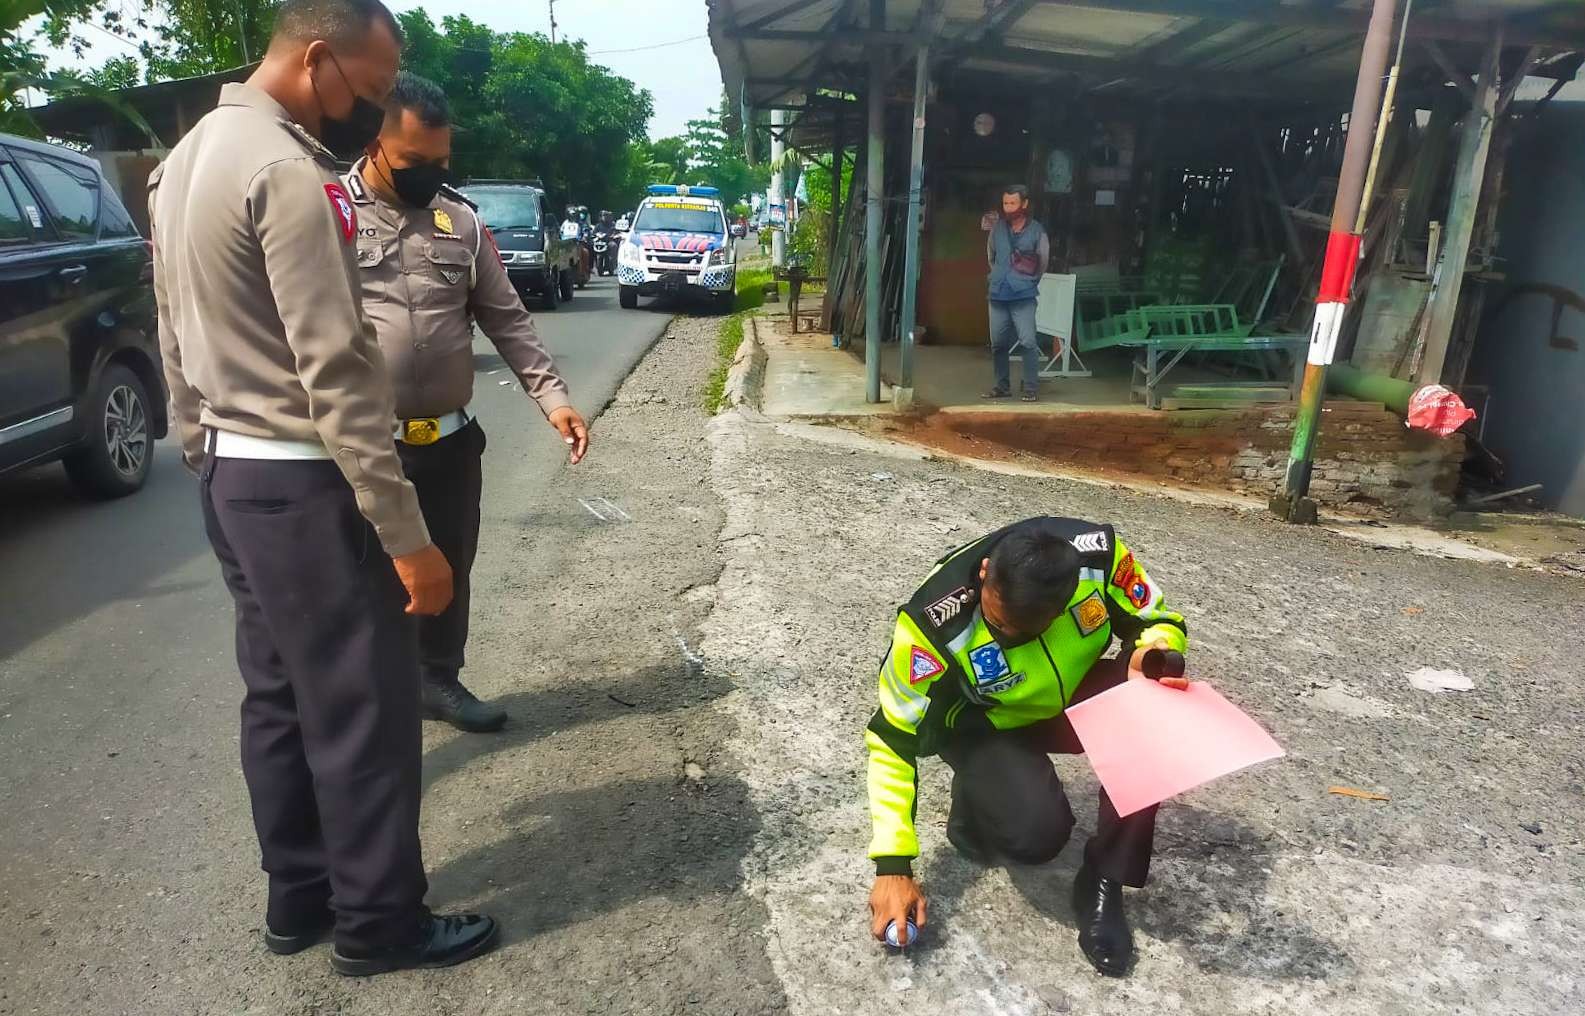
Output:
top-left (593, 210), bottom-right (620, 276)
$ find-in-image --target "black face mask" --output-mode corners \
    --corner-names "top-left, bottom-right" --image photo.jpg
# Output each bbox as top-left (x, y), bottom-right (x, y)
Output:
top-left (384, 159), bottom-right (449, 208)
top-left (314, 54), bottom-right (386, 159)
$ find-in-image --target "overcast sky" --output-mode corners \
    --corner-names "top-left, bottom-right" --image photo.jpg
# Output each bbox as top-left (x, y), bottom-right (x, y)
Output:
top-left (39, 0), bottom-right (724, 140)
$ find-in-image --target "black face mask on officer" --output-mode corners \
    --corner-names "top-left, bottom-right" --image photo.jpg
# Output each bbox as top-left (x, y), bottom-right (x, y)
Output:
top-left (313, 52), bottom-right (386, 159)
top-left (372, 144), bottom-right (449, 208)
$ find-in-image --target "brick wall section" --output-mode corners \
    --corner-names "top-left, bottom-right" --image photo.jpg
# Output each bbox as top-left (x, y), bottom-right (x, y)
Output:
top-left (940, 401), bottom-right (1465, 519)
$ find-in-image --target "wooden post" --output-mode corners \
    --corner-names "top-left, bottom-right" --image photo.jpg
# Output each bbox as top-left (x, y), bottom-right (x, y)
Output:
top-left (827, 107), bottom-right (845, 276)
top-left (1417, 26), bottom-right (1502, 387)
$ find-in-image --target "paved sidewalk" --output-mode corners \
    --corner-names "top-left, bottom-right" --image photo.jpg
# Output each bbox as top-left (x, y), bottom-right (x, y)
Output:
top-left (700, 407), bottom-right (1585, 1016)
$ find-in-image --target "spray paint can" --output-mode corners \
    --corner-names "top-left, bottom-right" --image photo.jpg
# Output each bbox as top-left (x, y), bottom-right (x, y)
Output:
top-left (884, 919), bottom-right (919, 949)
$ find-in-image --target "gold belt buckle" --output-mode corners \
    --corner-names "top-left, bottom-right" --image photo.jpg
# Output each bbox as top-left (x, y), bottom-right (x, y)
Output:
top-left (402, 417), bottom-right (441, 445)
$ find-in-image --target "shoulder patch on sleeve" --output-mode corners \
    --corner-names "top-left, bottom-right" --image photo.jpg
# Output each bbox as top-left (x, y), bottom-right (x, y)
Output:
top-left (324, 183), bottom-right (356, 243)
top-left (909, 646), bottom-right (946, 685)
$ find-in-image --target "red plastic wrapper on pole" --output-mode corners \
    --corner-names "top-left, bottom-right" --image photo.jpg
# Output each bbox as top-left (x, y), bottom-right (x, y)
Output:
top-left (1406, 384), bottom-right (1476, 437)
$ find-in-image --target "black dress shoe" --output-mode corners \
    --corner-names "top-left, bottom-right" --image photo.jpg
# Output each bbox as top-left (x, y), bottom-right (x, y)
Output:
top-left (264, 911), bottom-right (334, 956)
top-left (1071, 864), bottom-right (1134, 977)
top-left (330, 913), bottom-right (499, 977)
top-left (422, 680), bottom-right (508, 733)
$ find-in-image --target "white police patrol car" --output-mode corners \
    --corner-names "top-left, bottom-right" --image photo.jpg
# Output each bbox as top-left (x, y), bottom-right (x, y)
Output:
top-left (617, 184), bottom-right (736, 312)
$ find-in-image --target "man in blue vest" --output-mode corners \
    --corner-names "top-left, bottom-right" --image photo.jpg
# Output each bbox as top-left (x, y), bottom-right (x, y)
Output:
top-left (984, 184), bottom-right (1050, 402)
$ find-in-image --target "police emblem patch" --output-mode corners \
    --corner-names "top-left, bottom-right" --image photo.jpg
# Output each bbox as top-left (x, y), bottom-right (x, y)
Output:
top-left (433, 209), bottom-right (454, 234)
top-left (909, 646), bottom-right (945, 685)
top-left (324, 183), bottom-right (356, 243)
top-left (968, 643), bottom-right (1012, 685)
top-left (1071, 590), bottom-right (1108, 637)
top-left (924, 586), bottom-right (974, 628)
top-left (439, 268), bottom-right (463, 285)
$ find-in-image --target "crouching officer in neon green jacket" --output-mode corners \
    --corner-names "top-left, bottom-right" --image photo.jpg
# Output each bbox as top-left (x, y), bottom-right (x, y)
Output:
top-left (865, 516), bottom-right (1189, 977)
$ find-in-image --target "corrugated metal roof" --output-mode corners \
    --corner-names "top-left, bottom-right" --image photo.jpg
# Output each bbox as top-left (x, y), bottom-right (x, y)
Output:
top-left (710, 0), bottom-right (1585, 113)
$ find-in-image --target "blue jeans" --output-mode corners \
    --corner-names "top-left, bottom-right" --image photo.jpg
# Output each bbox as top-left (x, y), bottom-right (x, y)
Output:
top-left (989, 298), bottom-right (1040, 395)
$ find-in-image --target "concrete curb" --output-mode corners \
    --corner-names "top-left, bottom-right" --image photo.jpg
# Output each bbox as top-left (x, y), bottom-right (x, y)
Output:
top-left (721, 314), bottom-right (767, 412)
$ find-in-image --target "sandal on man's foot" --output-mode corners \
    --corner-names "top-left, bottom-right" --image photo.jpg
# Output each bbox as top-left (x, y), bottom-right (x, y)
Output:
top-left (981, 388), bottom-right (1011, 400)
top-left (1021, 391), bottom-right (1039, 402)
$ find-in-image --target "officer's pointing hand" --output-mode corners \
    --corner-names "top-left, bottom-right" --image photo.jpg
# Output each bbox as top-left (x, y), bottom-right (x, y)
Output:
top-left (392, 543), bottom-right (455, 616)
top-left (869, 875), bottom-right (927, 943)
top-left (549, 406), bottom-right (589, 465)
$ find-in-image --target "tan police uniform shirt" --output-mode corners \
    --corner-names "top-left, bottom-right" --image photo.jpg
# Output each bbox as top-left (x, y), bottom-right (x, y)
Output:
top-left (343, 162), bottom-right (571, 420)
top-left (148, 83), bottom-right (429, 557)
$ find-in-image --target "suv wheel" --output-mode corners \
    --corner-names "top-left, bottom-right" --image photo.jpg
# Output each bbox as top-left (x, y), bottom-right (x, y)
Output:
top-left (618, 285), bottom-right (638, 309)
top-left (542, 270), bottom-right (560, 310)
top-left (64, 363), bottom-right (153, 498)
top-left (559, 264), bottom-right (575, 301)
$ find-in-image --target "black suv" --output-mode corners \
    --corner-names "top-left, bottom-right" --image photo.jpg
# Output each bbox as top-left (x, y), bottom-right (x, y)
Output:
top-left (0, 133), bottom-right (164, 497)
top-left (459, 180), bottom-right (578, 309)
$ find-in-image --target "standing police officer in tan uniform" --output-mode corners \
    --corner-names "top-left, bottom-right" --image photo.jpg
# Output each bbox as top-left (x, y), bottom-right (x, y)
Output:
top-left (148, 0), bottom-right (496, 976)
top-left (343, 73), bottom-right (590, 733)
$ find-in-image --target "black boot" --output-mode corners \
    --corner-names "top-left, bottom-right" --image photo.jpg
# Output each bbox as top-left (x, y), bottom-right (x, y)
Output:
top-left (1071, 864), bottom-right (1134, 977)
top-left (264, 909), bottom-right (334, 955)
top-left (422, 678), bottom-right (507, 733)
top-left (330, 912), bottom-right (499, 976)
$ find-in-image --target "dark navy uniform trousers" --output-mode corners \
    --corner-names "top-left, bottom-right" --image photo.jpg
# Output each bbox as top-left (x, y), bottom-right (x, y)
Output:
top-left (201, 452), bottom-right (426, 949)
top-left (939, 656), bottom-right (1157, 887)
top-left (395, 418), bottom-right (486, 686)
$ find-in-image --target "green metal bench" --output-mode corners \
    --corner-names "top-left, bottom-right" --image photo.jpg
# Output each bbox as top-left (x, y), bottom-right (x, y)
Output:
top-left (1071, 258), bottom-right (1301, 408)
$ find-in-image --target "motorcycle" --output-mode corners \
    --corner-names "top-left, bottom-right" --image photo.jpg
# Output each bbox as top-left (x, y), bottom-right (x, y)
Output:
top-left (592, 231), bottom-right (619, 276)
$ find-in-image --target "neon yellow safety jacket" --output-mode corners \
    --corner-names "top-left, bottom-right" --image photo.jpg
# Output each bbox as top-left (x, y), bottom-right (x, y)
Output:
top-left (866, 517), bottom-right (1187, 876)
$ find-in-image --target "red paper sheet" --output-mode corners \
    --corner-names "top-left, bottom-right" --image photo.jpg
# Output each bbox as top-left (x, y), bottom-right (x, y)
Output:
top-left (1064, 680), bottom-right (1284, 817)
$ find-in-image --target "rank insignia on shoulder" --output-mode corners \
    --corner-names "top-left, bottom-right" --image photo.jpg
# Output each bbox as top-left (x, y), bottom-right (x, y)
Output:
top-left (924, 586), bottom-right (974, 628)
top-left (1070, 530), bottom-right (1110, 554)
top-left (1071, 590), bottom-right (1108, 637)
top-left (433, 209), bottom-right (454, 235)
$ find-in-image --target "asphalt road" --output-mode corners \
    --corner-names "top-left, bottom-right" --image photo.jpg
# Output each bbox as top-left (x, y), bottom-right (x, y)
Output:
top-left (0, 275), bottom-right (699, 1015)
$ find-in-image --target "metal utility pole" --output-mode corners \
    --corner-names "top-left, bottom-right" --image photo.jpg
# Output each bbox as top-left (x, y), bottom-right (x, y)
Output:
top-left (770, 107), bottom-right (787, 269)
top-left (1270, 0), bottom-right (1400, 524)
top-left (896, 39), bottom-right (930, 407)
top-left (236, 0), bottom-right (251, 63)
top-left (863, 59), bottom-right (885, 404)
top-left (549, 0), bottom-right (558, 43)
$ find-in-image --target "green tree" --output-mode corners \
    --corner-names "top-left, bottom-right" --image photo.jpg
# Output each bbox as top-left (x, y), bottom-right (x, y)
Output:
top-left (678, 99), bottom-right (768, 206)
top-left (2, 0), bottom-right (157, 139)
top-left (131, 0), bottom-right (276, 81)
top-left (396, 11), bottom-right (653, 213)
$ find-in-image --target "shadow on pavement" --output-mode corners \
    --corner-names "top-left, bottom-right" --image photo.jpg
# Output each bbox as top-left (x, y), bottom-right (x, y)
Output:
top-left (420, 662), bottom-right (731, 796)
top-left (425, 770), bottom-right (761, 947)
top-left (0, 444), bottom-right (210, 662)
top-left (994, 803), bottom-right (1355, 981)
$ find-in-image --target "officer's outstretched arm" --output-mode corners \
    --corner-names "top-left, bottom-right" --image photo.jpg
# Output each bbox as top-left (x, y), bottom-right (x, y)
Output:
top-left (1102, 538), bottom-right (1188, 654)
top-left (866, 613), bottom-right (945, 877)
top-left (464, 210), bottom-right (573, 418)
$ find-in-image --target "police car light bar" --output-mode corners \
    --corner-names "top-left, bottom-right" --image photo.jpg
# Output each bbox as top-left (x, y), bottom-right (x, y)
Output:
top-left (647, 184), bottom-right (721, 197)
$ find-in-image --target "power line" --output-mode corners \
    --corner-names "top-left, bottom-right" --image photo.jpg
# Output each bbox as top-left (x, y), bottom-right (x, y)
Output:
top-left (587, 34), bottom-right (707, 55)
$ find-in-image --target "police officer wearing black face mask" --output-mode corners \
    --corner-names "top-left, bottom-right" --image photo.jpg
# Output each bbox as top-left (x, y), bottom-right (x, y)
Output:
top-left (344, 72), bottom-right (589, 733)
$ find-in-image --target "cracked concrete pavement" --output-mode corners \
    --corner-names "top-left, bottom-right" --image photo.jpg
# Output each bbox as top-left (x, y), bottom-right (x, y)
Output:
top-left (701, 392), bottom-right (1584, 1014)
